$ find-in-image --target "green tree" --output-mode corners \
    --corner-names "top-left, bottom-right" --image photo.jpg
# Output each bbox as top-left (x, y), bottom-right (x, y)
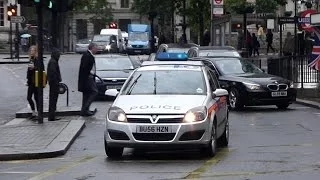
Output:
top-left (73, 0), bottom-right (114, 33)
top-left (225, 0), bottom-right (255, 14)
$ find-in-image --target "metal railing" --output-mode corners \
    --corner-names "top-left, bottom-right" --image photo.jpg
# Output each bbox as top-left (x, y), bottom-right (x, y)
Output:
top-left (245, 55), bottom-right (320, 88)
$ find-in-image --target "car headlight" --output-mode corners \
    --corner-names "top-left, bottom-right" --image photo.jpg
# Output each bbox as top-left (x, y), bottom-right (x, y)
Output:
top-left (289, 81), bottom-right (294, 88)
top-left (127, 44), bottom-right (132, 48)
top-left (105, 45), bottom-right (111, 50)
top-left (95, 77), bottom-right (102, 83)
top-left (243, 82), bottom-right (261, 90)
top-left (107, 106), bottom-right (127, 122)
top-left (183, 106), bottom-right (207, 123)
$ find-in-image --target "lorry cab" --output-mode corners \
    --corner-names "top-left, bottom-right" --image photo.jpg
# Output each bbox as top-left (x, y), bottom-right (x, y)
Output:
top-left (126, 24), bottom-right (151, 55)
top-left (100, 28), bottom-right (124, 53)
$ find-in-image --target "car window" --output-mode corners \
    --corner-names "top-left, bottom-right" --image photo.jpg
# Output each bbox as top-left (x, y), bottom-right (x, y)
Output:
top-left (203, 60), bottom-right (219, 76)
top-left (214, 58), bottom-right (263, 75)
top-left (209, 70), bottom-right (220, 88)
top-left (122, 70), bottom-right (207, 95)
top-left (95, 57), bottom-right (134, 70)
top-left (92, 35), bottom-right (111, 42)
top-left (206, 69), bottom-right (217, 92)
top-left (128, 32), bottom-right (149, 41)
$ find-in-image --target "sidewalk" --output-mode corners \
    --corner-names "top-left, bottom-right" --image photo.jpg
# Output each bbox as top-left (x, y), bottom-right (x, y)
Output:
top-left (0, 117), bottom-right (85, 161)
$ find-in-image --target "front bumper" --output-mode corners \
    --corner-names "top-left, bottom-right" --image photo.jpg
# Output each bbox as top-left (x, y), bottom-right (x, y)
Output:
top-left (126, 47), bottom-right (151, 55)
top-left (243, 88), bottom-right (297, 106)
top-left (104, 119), bottom-right (211, 149)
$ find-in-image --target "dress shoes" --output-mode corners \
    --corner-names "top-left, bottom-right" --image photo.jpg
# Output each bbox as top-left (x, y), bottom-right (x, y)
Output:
top-left (48, 117), bottom-right (61, 121)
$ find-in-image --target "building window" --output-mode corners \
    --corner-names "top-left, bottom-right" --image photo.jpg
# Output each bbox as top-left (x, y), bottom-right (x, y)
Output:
top-left (0, 1), bottom-right (4, 26)
top-left (121, 0), bottom-right (129, 8)
top-left (76, 19), bottom-right (87, 40)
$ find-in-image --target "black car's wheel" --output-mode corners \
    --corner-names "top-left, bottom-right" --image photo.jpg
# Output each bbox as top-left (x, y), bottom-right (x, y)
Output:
top-left (104, 139), bottom-right (123, 158)
top-left (201, 123), bottom-right (217, 157)
top-left (276, 102), bottom-right (290, 110)
top-left (218, 119), bottom-right (229, 147)
top-left (228, 88), bottom-right (243, 110)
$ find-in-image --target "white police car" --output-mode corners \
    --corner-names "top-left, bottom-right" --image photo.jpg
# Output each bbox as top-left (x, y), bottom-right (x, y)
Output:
top-left (104, 52), bottom-right (229, 158)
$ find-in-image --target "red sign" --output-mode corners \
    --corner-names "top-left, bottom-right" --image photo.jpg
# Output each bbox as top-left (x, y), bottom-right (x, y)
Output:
top-left (214, 0), bottom-right (223, 5)
top-left (299, 9), bottom-right (317, 32)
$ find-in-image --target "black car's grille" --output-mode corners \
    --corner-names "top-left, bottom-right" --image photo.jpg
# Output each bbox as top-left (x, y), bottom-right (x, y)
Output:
top-left (132, 45), bottom-right (144, 48)
top-left (126, 116), bottom-right (184, 124)
top-left (103, 79), bottom-right (126, 84)
top-left (132, 133), bottom-right (176, 141)
top-left (267, 84), bottom-right (288, 91)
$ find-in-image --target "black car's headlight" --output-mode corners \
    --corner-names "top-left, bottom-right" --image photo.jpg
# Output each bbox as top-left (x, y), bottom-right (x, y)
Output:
top-left (95, 77), bottom-right (102, 83)
top-left (107, 106), bottom-right (127, 122)
top-left (183, 106), bottom-right (207, 123)
top-left (289, 81), bottom-right (294, 88)
top-left (243, 82), bottom-right (261, 90)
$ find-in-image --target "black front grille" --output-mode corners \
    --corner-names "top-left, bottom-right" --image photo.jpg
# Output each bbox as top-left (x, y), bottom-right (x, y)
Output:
top-left (132, 45), bottom-right (143, 48)
top-left (279, 84), bottom-right (288, 90)
top-left (127, 118), bottom-right (151, 123)
top-left (133, 133), bottom-right (176, 141)
top-left (267, 84), bottom-right (278, 91)
top-left (179, 130), bottom-right (205, 141)
top-left (103, 79), bottom-right (126, 84)
top-left (157, 118), bottom-right (183, 123)
top-left (108, 130), bottom-right (130, 140)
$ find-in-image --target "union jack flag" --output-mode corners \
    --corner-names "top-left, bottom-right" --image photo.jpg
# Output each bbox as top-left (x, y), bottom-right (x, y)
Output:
top-left (309, 28), bottom-right (320, 71)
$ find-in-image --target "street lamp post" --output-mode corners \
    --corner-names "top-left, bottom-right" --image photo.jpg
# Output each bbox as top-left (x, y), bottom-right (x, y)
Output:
top-left (294, 0), bottom-right (297, 58)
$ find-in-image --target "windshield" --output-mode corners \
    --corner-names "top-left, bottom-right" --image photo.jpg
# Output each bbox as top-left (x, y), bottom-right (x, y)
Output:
top-left (128, 32), bottom-right (149, 41)
top-left (92, 35), bottom-right (111, 42)
top-left (122, 70), bottom-right (207, 95)
top-left (95, 57), bottom-right (134, 70)
top-left (214, 59), bottom-right (263, 75)
top-left (78, 38), bottom-right (91, 44)
top-left (167, 48), bottom-right (190, 53)
top-left (199, 50), bottom-right (241, 57)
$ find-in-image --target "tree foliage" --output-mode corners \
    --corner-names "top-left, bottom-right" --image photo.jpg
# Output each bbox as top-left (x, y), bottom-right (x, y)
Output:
top-left (73, 0), bottom-right (114, 23)
top-left (225, 0), bottom-right (255, 14)
top-left (226, 0), bottom-right (287, 14)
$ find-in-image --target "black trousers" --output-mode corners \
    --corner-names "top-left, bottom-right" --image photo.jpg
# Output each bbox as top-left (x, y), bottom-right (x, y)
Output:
top-left (267, 42), bottom-right (275, 53)
top-left (48, 84), bottom-right (59, 120)
top-left (81, 76), bottom-right (98, 114)
top-left (27, 85), bottom-right (39, 111)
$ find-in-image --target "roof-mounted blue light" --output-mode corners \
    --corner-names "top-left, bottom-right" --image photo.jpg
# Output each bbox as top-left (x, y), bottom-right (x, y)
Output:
top-left (156, 52), bottom-right (188, 61)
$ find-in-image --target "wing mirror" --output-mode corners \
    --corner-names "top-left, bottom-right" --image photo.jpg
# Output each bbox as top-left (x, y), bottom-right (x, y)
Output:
top-left (105, 89), bottom-right (119, 97)
top-left (212, 89), bottom-right (229, 98)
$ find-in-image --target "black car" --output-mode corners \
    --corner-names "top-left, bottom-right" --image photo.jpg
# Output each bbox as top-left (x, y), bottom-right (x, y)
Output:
top-left (95, 54), bottom-right (141, 96)
top-left (190, 57), bottom-right (297, 110)
top-left (188, 46), bottom-right (241, 58)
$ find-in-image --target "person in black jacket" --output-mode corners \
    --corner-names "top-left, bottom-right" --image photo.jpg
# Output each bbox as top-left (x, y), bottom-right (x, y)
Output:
top-left (26, 45), bottom-right (44, 119)
top-left (78, 43), bottom-right (98, 116)
top-left (47, 48), bottom-right (62, 121)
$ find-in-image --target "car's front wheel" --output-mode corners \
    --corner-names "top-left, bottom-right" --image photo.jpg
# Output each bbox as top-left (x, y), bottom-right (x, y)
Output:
top-left (104, 139), bottom-right (123, 158)
top-left (218, 120), bottom-right (229, 147)
top-left (202, 123), bottom-right (217, 157)
top-left (228, 88), bottom-right (243, 110)
top-left (276, 102), bottom-right (290, 110)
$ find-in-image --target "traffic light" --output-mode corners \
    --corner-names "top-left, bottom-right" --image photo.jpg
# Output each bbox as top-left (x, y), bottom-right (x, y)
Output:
top-left (7, 4), bottom-right (17, 21)
top-left (109, 22), bottom-right (117, 29)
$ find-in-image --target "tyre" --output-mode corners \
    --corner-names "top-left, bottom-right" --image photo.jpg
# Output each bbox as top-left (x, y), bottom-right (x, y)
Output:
top-left (228, 88), bottom-right (244, 110)
top-left (218, 120), bottom-right (229, 147)
top-left (104, 139), bottom-right (123, 158)
top-left (276, 103), bottom-right (290, 110)
top-left (201, 123), bottom-right (217, 157)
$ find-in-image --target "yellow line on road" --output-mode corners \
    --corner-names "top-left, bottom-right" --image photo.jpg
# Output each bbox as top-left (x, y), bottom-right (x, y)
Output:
top-left (28, 156), bottom-right (96, 180)
top-left (184, 148), bottom-right (233, 179)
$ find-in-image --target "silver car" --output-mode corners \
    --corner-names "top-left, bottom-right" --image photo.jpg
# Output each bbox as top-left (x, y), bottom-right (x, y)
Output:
top-left (104, 61), bottom-right (229, 158)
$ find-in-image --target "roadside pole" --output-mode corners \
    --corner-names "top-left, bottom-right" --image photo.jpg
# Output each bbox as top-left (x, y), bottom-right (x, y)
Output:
top-left (10, 21), bottom-right (13, 59)
top-left (36, 2), bottom-right (44, 124)
top-left (15, 22), bottom-right (19, 61)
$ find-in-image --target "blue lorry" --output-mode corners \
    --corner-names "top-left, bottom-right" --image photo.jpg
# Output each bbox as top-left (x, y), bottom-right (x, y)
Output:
top-left (126, 24), bottom-right (151, 55)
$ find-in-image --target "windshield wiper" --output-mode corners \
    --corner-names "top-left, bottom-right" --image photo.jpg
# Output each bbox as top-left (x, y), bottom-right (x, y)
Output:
top-left (153, 72), bottom-right (157, 94)
top-left (127, 74), bottom-right (142, 95)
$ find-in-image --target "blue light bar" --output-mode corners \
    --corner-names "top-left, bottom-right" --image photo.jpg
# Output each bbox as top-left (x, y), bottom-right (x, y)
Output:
top-left (156, 52), bottom-right (188, 61)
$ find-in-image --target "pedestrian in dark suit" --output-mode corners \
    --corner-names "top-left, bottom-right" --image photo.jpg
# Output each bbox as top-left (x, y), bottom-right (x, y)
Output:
top-left (47, 48), bottom-right (62, 121)
top-left (78, 43), bottom-right (98, 116)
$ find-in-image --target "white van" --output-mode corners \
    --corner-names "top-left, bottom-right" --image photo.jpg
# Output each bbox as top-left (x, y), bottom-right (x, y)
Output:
top-left (100, 29), bottom-right (124, 53)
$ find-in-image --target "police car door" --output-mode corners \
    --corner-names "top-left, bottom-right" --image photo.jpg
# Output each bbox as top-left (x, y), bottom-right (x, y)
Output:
top-left (206, 68), bottom-right (223, 125)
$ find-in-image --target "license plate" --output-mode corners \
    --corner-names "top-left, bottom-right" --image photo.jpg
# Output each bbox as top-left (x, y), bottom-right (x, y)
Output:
top-left (134, 50), bottom-right (142, 53)
top-left (107, 85), bottom-right (122, 90)
top-left (136, 125), bottom-right (172, 133)
top-left (271, 91), bottom-right (287, 97)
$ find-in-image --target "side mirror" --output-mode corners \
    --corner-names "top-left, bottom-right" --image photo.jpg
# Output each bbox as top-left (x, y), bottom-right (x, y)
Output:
top-left (262, 69), bottom-right (266, 73)
top-left (105, 89), bottom-right (119, 97)
top-left (212, 89), bottom-right (229, 98)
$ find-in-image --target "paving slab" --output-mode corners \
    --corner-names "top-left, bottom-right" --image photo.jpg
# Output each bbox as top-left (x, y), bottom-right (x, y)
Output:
top-left (16, 105), bottom-right (81, 118)
top-left (0, 118), bottom-right (85, 161)
top-left (295, 98), bottom-right (320, 109)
